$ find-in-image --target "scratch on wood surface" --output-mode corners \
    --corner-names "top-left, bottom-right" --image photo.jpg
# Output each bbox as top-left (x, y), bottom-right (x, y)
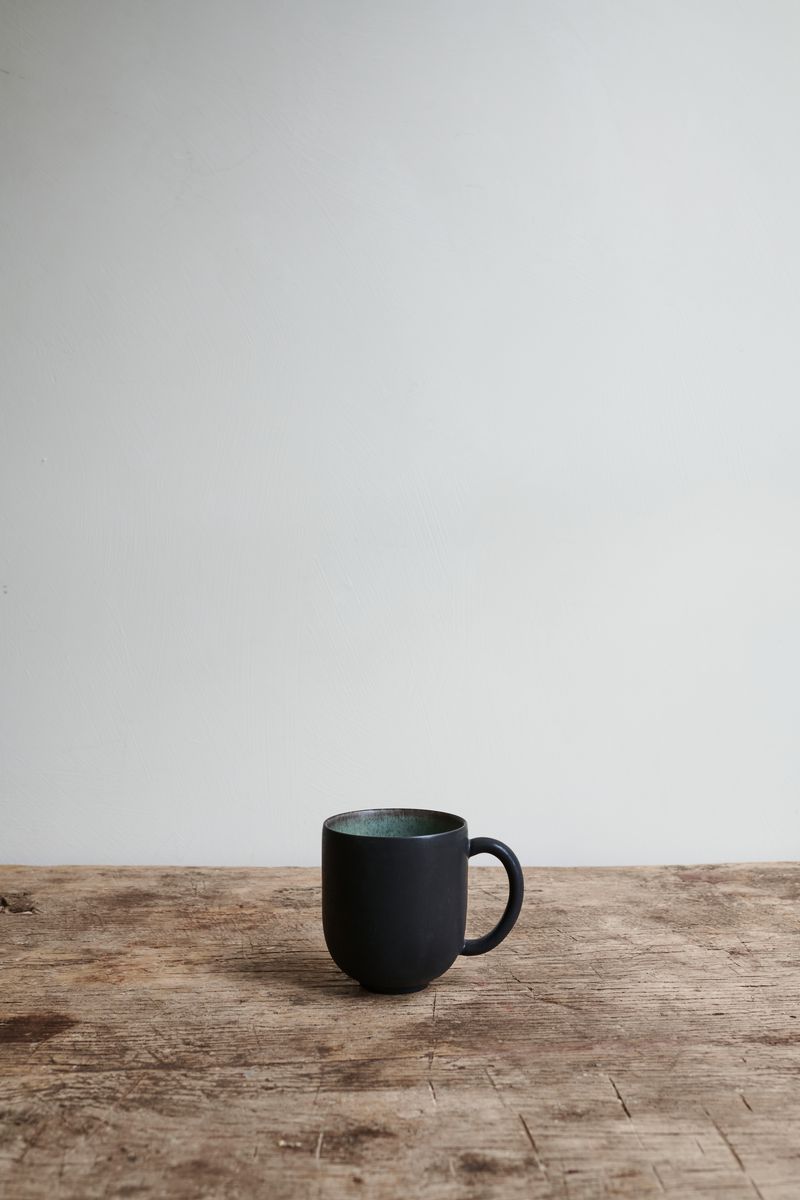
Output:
top-left (705, 1110), bottom-right (745, 1171)
top-left (518, 1114), bottom-right (548, 1177)
top-left (427, 989), bottom-right (438, 1080)
top-left (704, 1108), bottom-right (767, 1199)
top-left (608, 1076), bottom-right (632, 1120)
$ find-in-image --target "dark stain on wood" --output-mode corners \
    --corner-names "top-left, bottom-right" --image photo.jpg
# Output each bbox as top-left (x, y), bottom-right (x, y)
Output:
top-left (458, 1151), bottom-right (517, 1175)
top-left (168, 1158), bottom-right (230, 1183)
top-left (746, 1032), bottom-right (800, 1045)
top-left (0, 892), bottom-right (35, 914)
top-left (0, 1014), bottom-right (76, 1044)
top-left (322, 1123), bottom-right (397, 1162)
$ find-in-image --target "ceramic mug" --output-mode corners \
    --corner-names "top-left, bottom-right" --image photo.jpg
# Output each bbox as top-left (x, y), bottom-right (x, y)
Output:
top-left (321, 807), bottom-right (524, 993)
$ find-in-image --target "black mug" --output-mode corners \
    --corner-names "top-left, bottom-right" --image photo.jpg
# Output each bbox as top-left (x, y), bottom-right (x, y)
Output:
top-left (321, 807), bottom-right (524, 993)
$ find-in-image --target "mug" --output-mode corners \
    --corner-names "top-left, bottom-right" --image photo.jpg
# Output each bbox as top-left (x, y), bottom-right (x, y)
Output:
top-left (321, 807), bottom-right (524, 993)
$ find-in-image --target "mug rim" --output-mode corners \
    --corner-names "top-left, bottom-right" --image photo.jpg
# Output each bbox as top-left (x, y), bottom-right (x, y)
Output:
top-left (323, 806), bottom-right (466, 840)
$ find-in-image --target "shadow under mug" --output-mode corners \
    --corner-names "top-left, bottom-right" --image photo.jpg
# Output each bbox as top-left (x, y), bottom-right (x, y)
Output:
top-left (321, 807), bottom-right (524, 993)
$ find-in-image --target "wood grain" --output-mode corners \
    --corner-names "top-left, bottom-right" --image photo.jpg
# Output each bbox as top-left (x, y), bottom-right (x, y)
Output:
top-left (1, 864), bottom-right (798, 1198)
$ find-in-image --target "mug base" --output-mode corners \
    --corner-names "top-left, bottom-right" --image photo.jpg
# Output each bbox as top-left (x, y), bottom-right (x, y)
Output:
top-left (360, 982), bottom-right (429, 994)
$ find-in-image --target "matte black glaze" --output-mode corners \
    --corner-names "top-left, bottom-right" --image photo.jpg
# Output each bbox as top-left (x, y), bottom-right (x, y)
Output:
top-left (322, 808), bottom-right (524, 993)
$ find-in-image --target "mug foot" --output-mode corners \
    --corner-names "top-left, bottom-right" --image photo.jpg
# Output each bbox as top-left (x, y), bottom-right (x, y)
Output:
top-left (360, 982), bottom-right (429, 994)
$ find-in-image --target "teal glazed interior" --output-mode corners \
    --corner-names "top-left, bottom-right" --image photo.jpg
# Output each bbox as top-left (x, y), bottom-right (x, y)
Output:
top-left (325, 808), bottom-right (464, 839)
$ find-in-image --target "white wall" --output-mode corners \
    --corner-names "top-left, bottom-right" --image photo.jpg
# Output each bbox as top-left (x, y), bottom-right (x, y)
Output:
top-left (2, 1), bottom-right (799, 867)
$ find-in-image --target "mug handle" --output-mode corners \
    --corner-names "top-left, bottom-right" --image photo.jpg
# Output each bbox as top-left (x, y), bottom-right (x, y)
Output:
top-left (461, 837), bottom-right (524, 956)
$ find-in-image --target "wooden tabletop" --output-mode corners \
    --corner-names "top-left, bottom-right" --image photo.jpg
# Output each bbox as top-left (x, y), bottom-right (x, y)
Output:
top-left (1, 865), bottom-right (798, 1199)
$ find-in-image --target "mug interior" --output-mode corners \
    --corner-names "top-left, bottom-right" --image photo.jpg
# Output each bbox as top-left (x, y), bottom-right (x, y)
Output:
top-left (324, 807), bottom-right (464, 839)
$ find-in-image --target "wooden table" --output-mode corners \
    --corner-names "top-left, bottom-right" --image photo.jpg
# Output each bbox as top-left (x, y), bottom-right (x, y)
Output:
top-left (1, 865), bottom-right (798, 1198)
